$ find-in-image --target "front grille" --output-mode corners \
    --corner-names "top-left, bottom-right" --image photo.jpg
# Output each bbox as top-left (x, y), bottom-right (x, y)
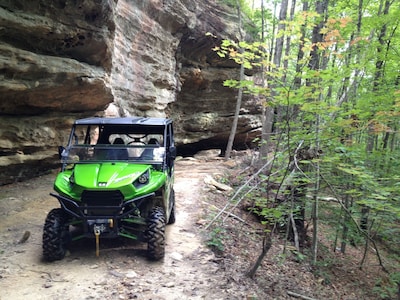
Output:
top-left (81, 190), bottom-right (124, 216)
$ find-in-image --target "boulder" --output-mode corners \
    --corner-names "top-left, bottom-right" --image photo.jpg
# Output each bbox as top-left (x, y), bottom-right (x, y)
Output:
top-left (0, 0), bottom-right (262, 185)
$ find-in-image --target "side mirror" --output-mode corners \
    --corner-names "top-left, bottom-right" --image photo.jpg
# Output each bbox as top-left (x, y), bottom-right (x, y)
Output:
top-left (169, 146), bottom-right (177, 160)
top-left (58, 146), bottom-right (65, 159)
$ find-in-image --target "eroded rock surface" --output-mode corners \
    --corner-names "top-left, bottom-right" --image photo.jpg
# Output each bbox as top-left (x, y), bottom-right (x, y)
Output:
top-left (0, 0), bottom-right (262, 185)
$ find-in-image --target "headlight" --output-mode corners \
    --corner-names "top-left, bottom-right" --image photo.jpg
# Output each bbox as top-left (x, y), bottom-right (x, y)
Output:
top-left (138, 173), bottom-right (149, 184)
top-left (134, 170), bottom-right (149, 188)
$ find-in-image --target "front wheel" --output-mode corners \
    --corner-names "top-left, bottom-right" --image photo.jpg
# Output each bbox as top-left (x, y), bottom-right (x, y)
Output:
top-left (147, 206), bottom-right (166, 260)
top-left (42, 208), bottom-right (69, 262)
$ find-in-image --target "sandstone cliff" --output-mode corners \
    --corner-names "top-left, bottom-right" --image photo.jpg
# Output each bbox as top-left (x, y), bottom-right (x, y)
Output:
top-left (0, 0), bottom-right (261, 185)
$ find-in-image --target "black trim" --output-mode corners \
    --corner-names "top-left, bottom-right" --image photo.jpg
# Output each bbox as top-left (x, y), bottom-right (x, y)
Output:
top-left (50, 192), bottom-right (155, 220)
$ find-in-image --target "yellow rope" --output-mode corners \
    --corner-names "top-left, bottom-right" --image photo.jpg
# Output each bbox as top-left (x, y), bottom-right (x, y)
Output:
top-left (95, 230), bottom-right (100, 257)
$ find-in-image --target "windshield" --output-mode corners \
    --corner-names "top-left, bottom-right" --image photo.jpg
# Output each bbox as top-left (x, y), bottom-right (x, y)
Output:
top-left (61, 144), bottom-right (165, 164)
top-left (62, 124), bottom-right (165, 164)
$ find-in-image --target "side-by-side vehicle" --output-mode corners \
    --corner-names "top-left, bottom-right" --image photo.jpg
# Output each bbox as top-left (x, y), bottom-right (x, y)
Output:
top-left (42, 117), bottom-right (176, 261)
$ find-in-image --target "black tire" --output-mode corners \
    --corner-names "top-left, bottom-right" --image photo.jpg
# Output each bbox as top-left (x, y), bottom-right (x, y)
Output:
top-left (147, 206), bottom-right (166, 260)
top-left (42, 208), bottom-right (69, 262)
top-left (167, 189), bottom-right (176, 225)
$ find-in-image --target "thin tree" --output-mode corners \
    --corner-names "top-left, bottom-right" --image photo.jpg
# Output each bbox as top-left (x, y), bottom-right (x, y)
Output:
top-left (360, 0), bottom-right (393, 267)
top-left (258, 0), bottom-right (278, 166)
top-left (306, 0), bottom-right (329, 265)
top-left (225, 0), bottom-right (245, 159)
top-left (247, 0), bottom-right (289, 277)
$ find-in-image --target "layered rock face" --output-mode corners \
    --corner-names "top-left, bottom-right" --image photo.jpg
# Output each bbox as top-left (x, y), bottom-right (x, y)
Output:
top-left (0, 0), bottom-right (262, 185)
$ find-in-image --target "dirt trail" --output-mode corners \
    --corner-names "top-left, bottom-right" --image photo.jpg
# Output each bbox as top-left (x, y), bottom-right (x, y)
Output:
top-left (0, 158), bottom-right (250, 300)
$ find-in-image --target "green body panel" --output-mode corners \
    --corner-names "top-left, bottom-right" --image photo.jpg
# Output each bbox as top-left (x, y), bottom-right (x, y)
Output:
top-left (54, 163), bottom-right (167, 201)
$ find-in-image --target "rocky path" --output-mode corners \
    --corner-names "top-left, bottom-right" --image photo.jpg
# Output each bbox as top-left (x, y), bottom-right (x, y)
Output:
top-left (0, 158), bottom-right (254, 300)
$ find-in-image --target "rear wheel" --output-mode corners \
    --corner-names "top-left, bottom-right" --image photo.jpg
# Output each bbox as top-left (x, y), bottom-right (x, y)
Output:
top-left (147, 206), bottom-right (165, 260)
top-left (42, 208), bottom-right (69, 262)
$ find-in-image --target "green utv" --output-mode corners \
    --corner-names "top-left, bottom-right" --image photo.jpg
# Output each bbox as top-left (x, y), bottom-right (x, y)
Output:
top-left (42, 117), bottom-right (176, 261)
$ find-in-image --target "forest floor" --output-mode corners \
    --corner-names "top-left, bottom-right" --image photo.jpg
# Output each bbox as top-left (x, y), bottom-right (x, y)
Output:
top-left (0, 152), bottom-right (398, 300)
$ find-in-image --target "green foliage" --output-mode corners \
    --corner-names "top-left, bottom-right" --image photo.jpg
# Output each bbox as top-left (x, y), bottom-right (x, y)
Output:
top-left (292, 250), bottom-right (307, 263)
top-left (373, 271), bottom-right (400, 299)
top-left (213, 0), bottom-right (400, 288)
top-left (206, 225), bottom-right (226, 252)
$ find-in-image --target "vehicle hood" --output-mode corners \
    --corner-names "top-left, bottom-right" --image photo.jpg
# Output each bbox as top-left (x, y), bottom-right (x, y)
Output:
top-left (73, 163), bottom-right (150, 189)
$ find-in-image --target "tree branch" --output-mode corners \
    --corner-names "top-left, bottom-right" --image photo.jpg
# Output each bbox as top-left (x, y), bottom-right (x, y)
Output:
top-left (287, 291), bottom-right (317, 300)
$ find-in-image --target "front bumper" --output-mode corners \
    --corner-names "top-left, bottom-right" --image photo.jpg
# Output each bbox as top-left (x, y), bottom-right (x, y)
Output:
top-left (50, 192), bottom-right (154, 240)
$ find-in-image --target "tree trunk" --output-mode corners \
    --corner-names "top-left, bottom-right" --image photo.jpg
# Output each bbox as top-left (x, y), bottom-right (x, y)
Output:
top-left (258, 0), bottom-right (288, 165)
top-left (225, 62), bottom-right (244, 159)
top-left (307, 0), bottom-right (329, 265)
top-left (247, 234), bottom-right (272, 278)
top-left (225, 0), bottom-right (244, 159)
top-left (340, 193), bottom-right (352, 253)
top-left (361, 0), bottom-right (392, 231)
top-left (294, 1), bottom-right (308, 90)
